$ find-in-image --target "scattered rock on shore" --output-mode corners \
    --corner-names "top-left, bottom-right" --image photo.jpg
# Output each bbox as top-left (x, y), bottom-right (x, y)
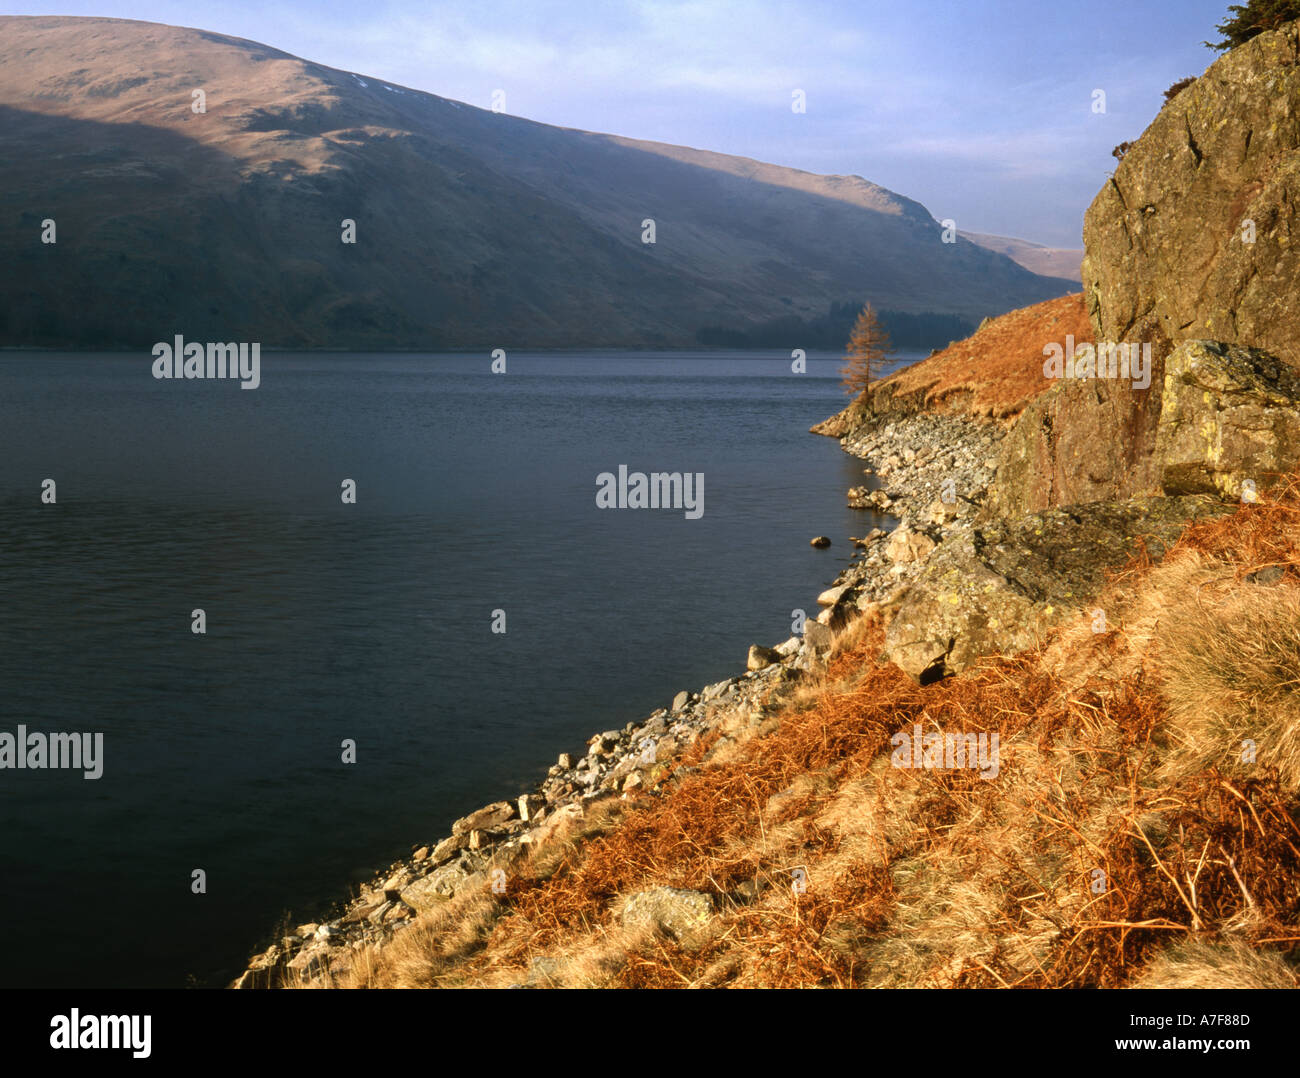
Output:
top-left (746, 644), bottom-right (783, 671)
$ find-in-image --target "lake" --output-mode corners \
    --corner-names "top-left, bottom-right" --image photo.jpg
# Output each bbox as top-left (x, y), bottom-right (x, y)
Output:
top-left (0, 350), bottom-right (909, 987)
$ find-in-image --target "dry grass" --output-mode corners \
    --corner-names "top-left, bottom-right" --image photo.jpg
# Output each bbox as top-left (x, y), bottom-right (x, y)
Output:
top-left (318, 473), bottom-right (1300, 990)
top-left (1156, 583), bottom-right (1300, 789)
top-left (872, 293), bottom-right (1093, 422)
top-left (1129, 939), bottom-right (1300, 989)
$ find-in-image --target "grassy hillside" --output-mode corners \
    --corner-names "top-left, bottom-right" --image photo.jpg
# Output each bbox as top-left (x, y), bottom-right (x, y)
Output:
top-left (0, 16), bottom-right (1076, 349)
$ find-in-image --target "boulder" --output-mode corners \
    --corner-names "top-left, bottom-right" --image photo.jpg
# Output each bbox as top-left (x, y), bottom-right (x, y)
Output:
top-left (452, 801), bottom-right (516, 835)
top-left (286, 943), bottom-right (329, 977)
top-left (817, 584), bottom-right (849, 607)
top-left (701, 678), bottom-right (733, 701)
top-left (884, 527), bottom-right (936, 564)
top-left (469, 828), bottom-right (499, 850)
top-left (521, 801), bottom-right (583, 846)
top-left (927, 498), bottom-right (959, 525)
top-left (232, 968), bottom-right (272, 990)
top-left (621, 887), bottom-right (714, 948)
top-left (988, 20), bottom-right (1300, 520)
top-left (247, 945), bottom-right (281, 973)
top-left (986, 365), bottom-right (1165, 519)
top-left (801, 620), bottom-right (833, 657)
top-left (517, 794), bottom-right (545, 823)
top-left (384, 903), bottom-right (414, 924)
top-left (746, 644), bottom-right (783, 671)
top-left (671, 690), bottom-right (691, 711)
top-left (400, 861), bottom-right (470, 910)
top-left (342, 892), bottom-right (389, 925)
top-left (773, 636), bottom-right (802, 657)
top-left (1155, 340), bottom-right (1300, 500)
top-left (884, 495), bottom-right (1228, 680)
top-left (431, 833), bottom-right (467, 864)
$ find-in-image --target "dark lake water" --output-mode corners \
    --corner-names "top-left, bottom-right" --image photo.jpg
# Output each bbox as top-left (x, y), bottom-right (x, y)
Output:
top-left (0, 350), bottom-right (910, 987)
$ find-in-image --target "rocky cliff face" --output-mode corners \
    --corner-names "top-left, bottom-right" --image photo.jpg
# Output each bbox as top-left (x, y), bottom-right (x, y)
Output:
top-left (983, 19), bottom-right (1300, 520)
top-left (1082, 19), bottom-right (1300, 367)
top-left (984, 360), bottom-right (1167, 518)
top-left (987, 337), bottom-right (1300, 519)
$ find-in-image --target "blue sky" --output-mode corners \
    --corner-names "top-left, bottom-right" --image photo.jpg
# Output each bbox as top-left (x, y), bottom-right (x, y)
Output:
top-left (8, 0), bottom-right (1237, 246)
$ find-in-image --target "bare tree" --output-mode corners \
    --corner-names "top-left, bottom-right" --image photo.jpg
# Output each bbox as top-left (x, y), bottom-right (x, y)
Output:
top-left (841, 303), bottom-right (892, 397)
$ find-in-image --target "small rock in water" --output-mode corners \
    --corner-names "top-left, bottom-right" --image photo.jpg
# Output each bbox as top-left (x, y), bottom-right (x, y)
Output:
top-left (810, 535), bottom-right (831, 548)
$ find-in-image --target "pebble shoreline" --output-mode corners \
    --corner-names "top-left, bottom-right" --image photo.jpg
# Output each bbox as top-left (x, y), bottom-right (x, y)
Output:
top-left (232, 409), bottom-right (999, 988)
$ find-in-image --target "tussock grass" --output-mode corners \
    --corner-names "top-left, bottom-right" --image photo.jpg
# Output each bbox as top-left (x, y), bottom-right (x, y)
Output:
top-left (1155, 578), bottom-right (1300, 789)
top-left (1131, 939), bottom-right (1300, 989)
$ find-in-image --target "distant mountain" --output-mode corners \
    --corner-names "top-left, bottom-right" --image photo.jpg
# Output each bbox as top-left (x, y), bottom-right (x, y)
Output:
top-left (960, 232), bottom-right (1083, 283)
top-left (0, 16), bottom-right (1077, 350)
